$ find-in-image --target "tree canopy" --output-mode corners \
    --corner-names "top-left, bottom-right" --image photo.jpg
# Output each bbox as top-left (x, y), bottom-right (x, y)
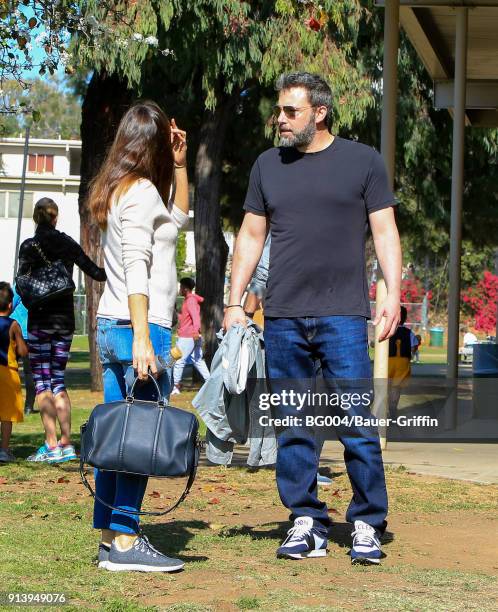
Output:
top-left (0, 76), bottom-right (81, 137)
top-left (2, 0), bottom-right (497, 333)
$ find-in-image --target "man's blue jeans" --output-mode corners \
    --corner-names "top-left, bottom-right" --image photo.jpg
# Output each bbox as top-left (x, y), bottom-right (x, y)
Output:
top-left (93, 317), bottom-right (172, 535)
top-left (264, 316), bottom-right (388, 535)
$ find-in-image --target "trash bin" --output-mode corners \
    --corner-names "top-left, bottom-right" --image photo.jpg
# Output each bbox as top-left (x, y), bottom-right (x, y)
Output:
top-left (473, 343), bottom-right (498, 419)
top-left (429, 327), bottom-right (444, 347)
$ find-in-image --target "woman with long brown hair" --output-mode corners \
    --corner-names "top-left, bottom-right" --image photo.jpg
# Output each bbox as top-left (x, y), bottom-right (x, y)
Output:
top-left (89, 100), bottom-right (189, 572)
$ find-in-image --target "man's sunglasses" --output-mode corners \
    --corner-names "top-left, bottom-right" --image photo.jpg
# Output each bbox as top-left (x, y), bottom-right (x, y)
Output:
top-left (273, 105), bottom-right (314, 119)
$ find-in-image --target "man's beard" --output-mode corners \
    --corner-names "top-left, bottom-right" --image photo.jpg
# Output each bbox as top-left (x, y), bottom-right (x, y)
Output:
top-left (279, 115), bottom-right (316, 148)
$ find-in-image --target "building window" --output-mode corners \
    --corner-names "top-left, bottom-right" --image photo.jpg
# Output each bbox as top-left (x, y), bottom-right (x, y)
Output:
top-left (28, 154), bottom-right (54, 174)
top-left (0, 191), bottom-right (34, 219)
top-left (69, 149), bottom-right (81, 176)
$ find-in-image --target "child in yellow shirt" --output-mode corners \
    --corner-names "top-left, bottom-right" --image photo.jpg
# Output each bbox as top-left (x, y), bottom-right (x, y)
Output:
top-left (0, 282), bottom-right (28, 463)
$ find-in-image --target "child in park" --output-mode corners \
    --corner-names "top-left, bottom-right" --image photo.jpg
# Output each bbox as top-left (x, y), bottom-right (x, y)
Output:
top-left (413, 334), bottom-right (422, 363)
top-left (0, 282), bottom-right (28, 463)
top-left (172, 278), bottom-right (210, 394)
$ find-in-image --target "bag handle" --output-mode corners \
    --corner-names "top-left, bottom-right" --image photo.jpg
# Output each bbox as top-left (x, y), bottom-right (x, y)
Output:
top-left (32, 241), bottom-right (53, 267)
top-left (126, 371), bottom-right (164, 407)
top-left (79, 436), bottom-right (201, 518)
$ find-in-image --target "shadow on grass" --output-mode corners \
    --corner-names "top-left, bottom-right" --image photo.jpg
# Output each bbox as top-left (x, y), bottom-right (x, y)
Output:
top-left (65, 369), bottom-right (93, 389)
top-left (10, 432), bottom-right (82, 459)
top-left (67, 351), bottom-right (90, 365)
top-left (142, 521), bottom-right (210, 562)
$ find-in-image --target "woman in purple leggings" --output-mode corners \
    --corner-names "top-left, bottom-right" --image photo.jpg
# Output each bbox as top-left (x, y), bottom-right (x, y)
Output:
top-left (18, 198), bottom-right (106, 463)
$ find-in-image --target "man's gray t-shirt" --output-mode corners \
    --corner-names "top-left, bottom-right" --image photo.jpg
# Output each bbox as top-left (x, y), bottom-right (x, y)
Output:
top-left (243, 137), bottom-right (396, 319)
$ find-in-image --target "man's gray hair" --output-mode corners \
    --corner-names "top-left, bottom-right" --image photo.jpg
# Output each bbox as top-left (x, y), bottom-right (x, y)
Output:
top-left (275, 72), bottom-right (333, 125)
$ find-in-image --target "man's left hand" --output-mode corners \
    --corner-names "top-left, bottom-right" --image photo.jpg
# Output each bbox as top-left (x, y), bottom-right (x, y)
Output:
top-left (373, 294), bottom-right (400, 341)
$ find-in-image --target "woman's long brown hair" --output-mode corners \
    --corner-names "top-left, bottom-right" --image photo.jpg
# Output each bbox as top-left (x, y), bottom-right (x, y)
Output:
top-left (89, 100), bottom-right (174, 229)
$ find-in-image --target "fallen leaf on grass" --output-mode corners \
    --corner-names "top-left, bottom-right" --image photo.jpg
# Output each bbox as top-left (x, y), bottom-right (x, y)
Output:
top-left (57, 477), bottom-right (69, 484)
top-left (208, 523), bottom-right (226, 530)
top-left (327, 508), bottom-right (339, 514)
top-left (0, 477), bottom-right (8, 485)
top-left (148, 491), bottom-right (162, 498)
top-left (331, 489), bottom-right (342, 497)
top-left (208, 497), bottom-right (220, 505)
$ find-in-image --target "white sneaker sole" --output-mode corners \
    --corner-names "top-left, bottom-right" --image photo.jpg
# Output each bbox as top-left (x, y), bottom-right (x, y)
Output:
top-left (105, 561), bottom-right (185, 572)
top-left (97, 561), bottom-right (109, 569)
top-left (278, 549), bottom-right (327, 559)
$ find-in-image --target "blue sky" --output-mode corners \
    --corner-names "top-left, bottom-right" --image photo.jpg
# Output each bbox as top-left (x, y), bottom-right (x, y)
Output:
top-left (15, 4), bottom-right (66, 81)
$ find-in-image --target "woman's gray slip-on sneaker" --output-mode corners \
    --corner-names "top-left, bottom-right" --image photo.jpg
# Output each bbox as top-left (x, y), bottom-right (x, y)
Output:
top-left (106, 535), bottom-right (185, 573)
top-left (97, 543), bottom-right (110, 569)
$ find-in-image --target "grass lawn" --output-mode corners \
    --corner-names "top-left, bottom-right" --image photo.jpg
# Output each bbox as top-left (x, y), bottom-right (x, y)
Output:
top-left (368, 344), bottom-right (447, 365)
top-left (3, 343), bottom-right (497, 611)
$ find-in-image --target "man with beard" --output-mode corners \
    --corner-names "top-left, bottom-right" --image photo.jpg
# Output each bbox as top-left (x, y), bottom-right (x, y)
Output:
top-left (224, 72), bottom-right (401, 564)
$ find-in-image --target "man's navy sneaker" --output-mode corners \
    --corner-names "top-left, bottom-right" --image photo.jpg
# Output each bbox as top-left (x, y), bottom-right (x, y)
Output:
top-left (351, 520), bottom-right (382, 565)
top-left (277, 516), bottom-right (327, 559)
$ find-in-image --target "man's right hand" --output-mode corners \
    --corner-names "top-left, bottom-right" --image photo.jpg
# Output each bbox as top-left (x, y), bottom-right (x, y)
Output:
top-left (223, 305), bottom-right (247, 331)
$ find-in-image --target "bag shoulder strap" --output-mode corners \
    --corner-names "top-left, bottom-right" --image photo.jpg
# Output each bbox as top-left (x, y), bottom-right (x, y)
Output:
top-left (79, 438), bottom-right (201, 518)
top-left (32, 241), bottom-right (52, 266)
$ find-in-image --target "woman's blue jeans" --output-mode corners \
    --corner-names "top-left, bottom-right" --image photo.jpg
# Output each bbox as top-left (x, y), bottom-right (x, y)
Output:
top-left (93, 317), bottom-right (172, 534)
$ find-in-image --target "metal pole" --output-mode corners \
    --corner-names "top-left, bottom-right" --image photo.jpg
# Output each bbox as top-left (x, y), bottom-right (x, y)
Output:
top-left (446, 8), bottom-right (468, 427)
top-left (13, 125), bottom-right (31, 281)
top-left (374, 0), bottom-right (399, 450)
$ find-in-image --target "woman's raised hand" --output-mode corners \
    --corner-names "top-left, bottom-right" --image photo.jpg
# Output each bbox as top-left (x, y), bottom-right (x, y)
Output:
top-left (171, 118), bottom-right (187, 167)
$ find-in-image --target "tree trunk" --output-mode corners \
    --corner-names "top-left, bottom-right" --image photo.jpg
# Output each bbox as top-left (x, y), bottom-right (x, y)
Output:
top-left (78, 71), bottom-right (134, 391)
top-left (194, 97), bottom-right (235, 362)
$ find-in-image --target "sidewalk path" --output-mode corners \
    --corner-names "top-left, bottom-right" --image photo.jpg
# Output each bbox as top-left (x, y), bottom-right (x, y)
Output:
top-left (320, 440), bottom-right (498, 484)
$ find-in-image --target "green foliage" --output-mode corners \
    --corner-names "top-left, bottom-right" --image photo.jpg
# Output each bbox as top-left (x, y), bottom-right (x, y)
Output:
top-left (176, 230), bottom-right (187, 276)
top-left (461, 242), bottom-right (496, 286)
top-left (349, 3), bottom-right (498, 317)
top-left (74, 1), bottom-right (372, 129)
top-left (73, 1), bottom-right (163, 86)
top-left (0, 77), bottom-right (81, 138)
top-left (0, 111), bottom-right (19, 137)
